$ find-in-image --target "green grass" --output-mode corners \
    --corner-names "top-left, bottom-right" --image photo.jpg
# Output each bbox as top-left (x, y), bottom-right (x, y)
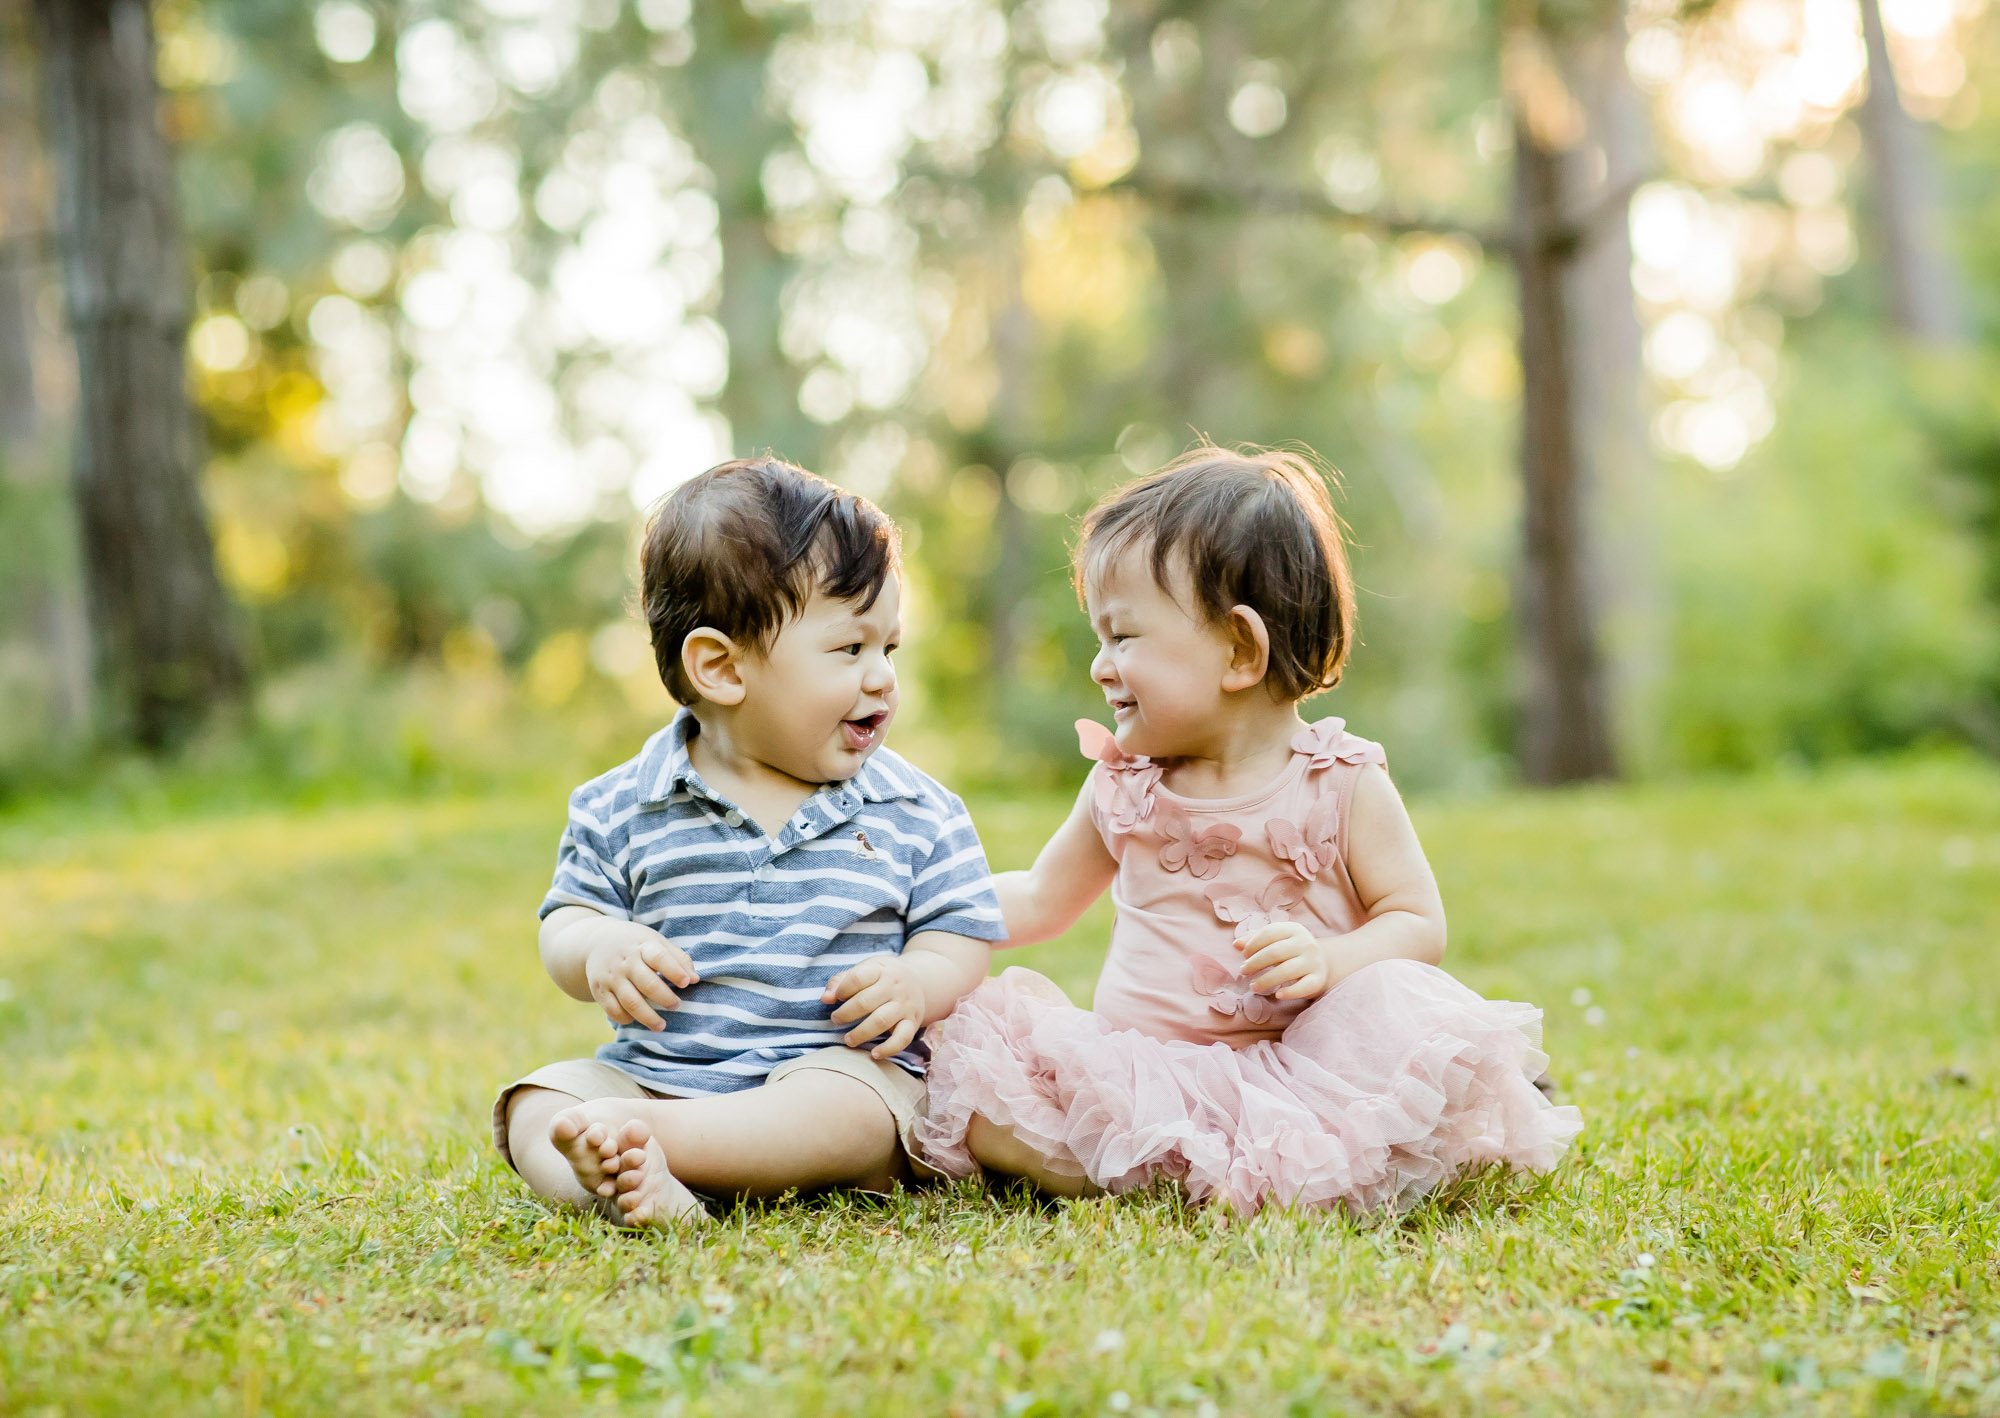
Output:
top-left (3, 757), bottom-right (1999, 1415)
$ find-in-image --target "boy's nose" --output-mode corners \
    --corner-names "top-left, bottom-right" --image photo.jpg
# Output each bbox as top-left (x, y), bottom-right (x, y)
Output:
top-left (862, 655), bottom-right (897, 695)
top-left (1090, 646), bottom-right (1116, 685)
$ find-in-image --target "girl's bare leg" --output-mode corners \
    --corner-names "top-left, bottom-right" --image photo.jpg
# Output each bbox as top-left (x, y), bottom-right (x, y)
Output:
top-left (965, 1113), bottom-right (1102, 1199)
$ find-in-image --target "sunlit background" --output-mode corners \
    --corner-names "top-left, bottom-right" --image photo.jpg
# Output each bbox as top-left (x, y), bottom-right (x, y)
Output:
top-left (3, 0), bottom-right (1998, 796)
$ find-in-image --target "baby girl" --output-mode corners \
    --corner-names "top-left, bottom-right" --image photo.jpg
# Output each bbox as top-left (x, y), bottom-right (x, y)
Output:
top-left (916, 445), bottom-right (1582, 1216)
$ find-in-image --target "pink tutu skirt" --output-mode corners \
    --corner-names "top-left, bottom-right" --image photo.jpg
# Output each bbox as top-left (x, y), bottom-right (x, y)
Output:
top-left (915, 960), bottom-right (1583, 1217)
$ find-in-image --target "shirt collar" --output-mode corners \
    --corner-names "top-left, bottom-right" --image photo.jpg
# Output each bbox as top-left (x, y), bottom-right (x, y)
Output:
top-left (637, 708), bottom-right (704, 806)
top-left (637, 707), bottom-right (923, 807)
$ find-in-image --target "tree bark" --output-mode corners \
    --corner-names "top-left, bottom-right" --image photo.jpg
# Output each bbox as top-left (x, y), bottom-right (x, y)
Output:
top-left (681, 0), bottom-right (815, 464)
top-left (1855, 0), bottom-right (1965, 346)
top-left (0, 0), bottom-right (40, 440)
top-left (982, 271), bottom-right (1034, 695)
top-left (34, 0), bottom-right (244, 746)
top-left (1558, 22), bottom-right (1658, 771)
top-left (1511, 109), bottom-right (1617, 784)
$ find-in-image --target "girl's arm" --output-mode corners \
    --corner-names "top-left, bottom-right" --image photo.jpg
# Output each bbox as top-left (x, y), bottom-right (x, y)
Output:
top-left (1324, 764), bottom-right (1447, 973)
top-left (1239, 765), bottom-right (1446, 998)
top-left (992, 780), bottom-right (1119, 946)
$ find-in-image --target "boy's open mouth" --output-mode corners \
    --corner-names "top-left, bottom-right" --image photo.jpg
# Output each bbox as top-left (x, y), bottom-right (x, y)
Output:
top-left (1108, 696), bottom-right (1136, 721)
top-left (841, 711), bottom-right (887, 751)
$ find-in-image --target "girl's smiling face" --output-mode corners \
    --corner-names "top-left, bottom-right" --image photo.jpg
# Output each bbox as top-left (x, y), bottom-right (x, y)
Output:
top-left (1084, 546), bottom-right (1248, 759)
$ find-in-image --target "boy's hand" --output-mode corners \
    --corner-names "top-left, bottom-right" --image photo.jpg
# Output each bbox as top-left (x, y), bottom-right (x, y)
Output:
top-left (822, 955), bottom-right (927, 1060)
top-left (584, 924), bottom-right (699, 1031)
top-left (1236, 921), bottom-right (1334, 1001)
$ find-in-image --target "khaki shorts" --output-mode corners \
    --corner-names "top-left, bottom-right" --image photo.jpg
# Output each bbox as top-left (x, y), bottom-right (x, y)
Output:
top-left (491, 1046), bottom-right (941, 1183)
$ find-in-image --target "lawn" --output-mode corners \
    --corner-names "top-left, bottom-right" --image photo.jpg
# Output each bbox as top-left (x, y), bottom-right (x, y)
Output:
top-left (2, 757), bottom-right (1998, 1416)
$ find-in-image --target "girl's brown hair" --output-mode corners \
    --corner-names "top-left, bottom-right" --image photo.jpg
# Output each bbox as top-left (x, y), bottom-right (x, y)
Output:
top-left (1075, 444), bottom-right (1356, 700)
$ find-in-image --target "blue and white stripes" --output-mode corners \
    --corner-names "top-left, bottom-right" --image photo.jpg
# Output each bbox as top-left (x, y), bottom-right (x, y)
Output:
top-left (541, 709), bottom-right (1005, 1097)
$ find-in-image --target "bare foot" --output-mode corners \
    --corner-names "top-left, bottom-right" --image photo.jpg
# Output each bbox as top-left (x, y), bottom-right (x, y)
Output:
top-left (548, 1107), bottom-right (625, 1221)
top-left (608, 1119), bottom-right (707, 1228)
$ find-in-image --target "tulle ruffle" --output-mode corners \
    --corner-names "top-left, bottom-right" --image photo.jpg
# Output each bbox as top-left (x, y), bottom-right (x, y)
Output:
top-left (915, 960), bottom-right (1583, 1217)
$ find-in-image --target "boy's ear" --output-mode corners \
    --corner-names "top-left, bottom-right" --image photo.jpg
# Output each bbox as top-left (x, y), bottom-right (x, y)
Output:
top-left (1220, 604), bottom-right (1272, 694)
top-left (681, 627), bottom-right (747, 706)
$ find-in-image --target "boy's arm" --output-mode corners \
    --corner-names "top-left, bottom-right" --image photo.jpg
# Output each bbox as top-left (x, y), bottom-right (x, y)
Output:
top-left (540, 905), bottom-right (699, 1031)
top-left (993, 779), bottom-right (1118, 946)
top-left (823, 930), bottom-right (989, 1059)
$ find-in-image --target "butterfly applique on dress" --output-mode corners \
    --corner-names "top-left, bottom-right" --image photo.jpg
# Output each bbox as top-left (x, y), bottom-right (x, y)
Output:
top-left (1289, 716), bottom-right (1386, 772)
top-left (1188, 950), bottom-right (1279, 1024)
top-left (1266, 792), bottom-right (1339, 881)
top-left (1076, 719), bottom-right (1164, 834)
top-left (1152, 800), bottom-right (1241, 879)
top-left (1204, 874), bottom-right (1308, 940)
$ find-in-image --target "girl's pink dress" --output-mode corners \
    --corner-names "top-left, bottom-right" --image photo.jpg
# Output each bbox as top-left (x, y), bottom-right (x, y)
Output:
top-left (915, 718), bottom-right (1583, 1216)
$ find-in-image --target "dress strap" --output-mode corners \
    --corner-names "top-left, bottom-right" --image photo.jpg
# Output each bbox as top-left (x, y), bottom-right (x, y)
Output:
top-left (1289, 717), bottom-right (1386, 869)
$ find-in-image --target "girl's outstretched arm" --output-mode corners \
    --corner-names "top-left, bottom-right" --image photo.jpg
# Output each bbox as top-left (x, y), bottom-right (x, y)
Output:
top-left (1239, 764), bottom-right (1446, 998)
top-left (991, 780), bottom-right (1118, 946)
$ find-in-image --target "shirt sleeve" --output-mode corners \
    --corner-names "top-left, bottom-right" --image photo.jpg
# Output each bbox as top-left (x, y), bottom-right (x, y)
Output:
top-left (904, 791), bottom-right (1007, 942)
top-left (538, 784), bottom-right (633, 921)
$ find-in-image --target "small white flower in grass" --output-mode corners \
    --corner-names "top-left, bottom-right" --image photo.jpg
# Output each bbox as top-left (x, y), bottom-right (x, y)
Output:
top-left (1578, 1071), bottom-right (1598, 1085)
top-left (1570, 987), bottom-right (1592, 1007)
top-left (1626, 1046), bottom-right (1640, 1060)
top-left (1092, 1328), bottom-right (1125, 1354)
top-left (1637, 1253), bottom-right (1655, 1268)
top-left (1584, 1006), bottom-right (1607, 1028)
top-left (1107, 1392), bottom-right (1132, 1413)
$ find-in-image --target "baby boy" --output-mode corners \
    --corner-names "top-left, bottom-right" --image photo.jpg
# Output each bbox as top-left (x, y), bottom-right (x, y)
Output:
top-left (494, 458), bottom-right (1004, 1226)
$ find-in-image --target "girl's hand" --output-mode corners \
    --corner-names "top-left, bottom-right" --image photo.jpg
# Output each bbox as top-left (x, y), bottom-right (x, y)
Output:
top-left (583, 924), bottom-right (699, 1031)
top-left (1235, 922), bottom-right (1334, 1001)
top-left (823, 956), bottom-right (927, 1060)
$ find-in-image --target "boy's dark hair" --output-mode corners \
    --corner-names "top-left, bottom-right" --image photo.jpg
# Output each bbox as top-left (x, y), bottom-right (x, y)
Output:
top-left (641, 458), bottom-right (899, 704)
top-left (1075, 444), bottom-right (1356, 700)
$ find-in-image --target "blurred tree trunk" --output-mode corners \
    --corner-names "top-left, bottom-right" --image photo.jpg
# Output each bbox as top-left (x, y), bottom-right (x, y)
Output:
top-left (1, 0), bottom-right (93, 737)
top-left (682, 0), bottom-right (815, 464)
top-left (0, 0), bottom-right (39, 440)
top-left (1558, 22), bottom-right (1658, 773)
top-left (34, 0), bottom-right (243, 746)
top-left (1510, 105), bottom-right (1617, 784)
top-left (1856, 0), bottom-right (1966, 346)
top-left (983, 265), bottom-right (1035, 695)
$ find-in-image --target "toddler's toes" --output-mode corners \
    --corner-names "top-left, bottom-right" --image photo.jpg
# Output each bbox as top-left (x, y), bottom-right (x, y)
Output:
top-left (550, 1108), bottom-right (620, 1201)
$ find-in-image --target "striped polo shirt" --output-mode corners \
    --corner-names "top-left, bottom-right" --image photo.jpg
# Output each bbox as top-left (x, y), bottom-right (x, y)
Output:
top-left (539, 708), bottom-right (1006, 1097)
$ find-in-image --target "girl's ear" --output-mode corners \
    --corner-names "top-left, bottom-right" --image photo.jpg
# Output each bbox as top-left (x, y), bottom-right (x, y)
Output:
top-left (682, 627), bottom-right (747, 706)
top-left (1220, 604), bottom-right (1272, 693)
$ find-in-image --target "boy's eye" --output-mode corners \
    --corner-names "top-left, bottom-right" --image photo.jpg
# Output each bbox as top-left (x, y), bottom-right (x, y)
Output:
top-left (839, 644), bottom-right (863, 656)
top-left (885, 643), bottom-right (900, 657)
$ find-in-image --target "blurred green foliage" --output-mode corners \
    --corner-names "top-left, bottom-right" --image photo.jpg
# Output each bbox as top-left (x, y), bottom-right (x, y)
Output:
top-left (3, 0), bottom-right (1999, 803)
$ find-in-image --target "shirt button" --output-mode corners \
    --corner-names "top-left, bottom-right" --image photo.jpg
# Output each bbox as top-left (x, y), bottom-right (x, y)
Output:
top-left (723, 810), bottom-right (743, 827)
